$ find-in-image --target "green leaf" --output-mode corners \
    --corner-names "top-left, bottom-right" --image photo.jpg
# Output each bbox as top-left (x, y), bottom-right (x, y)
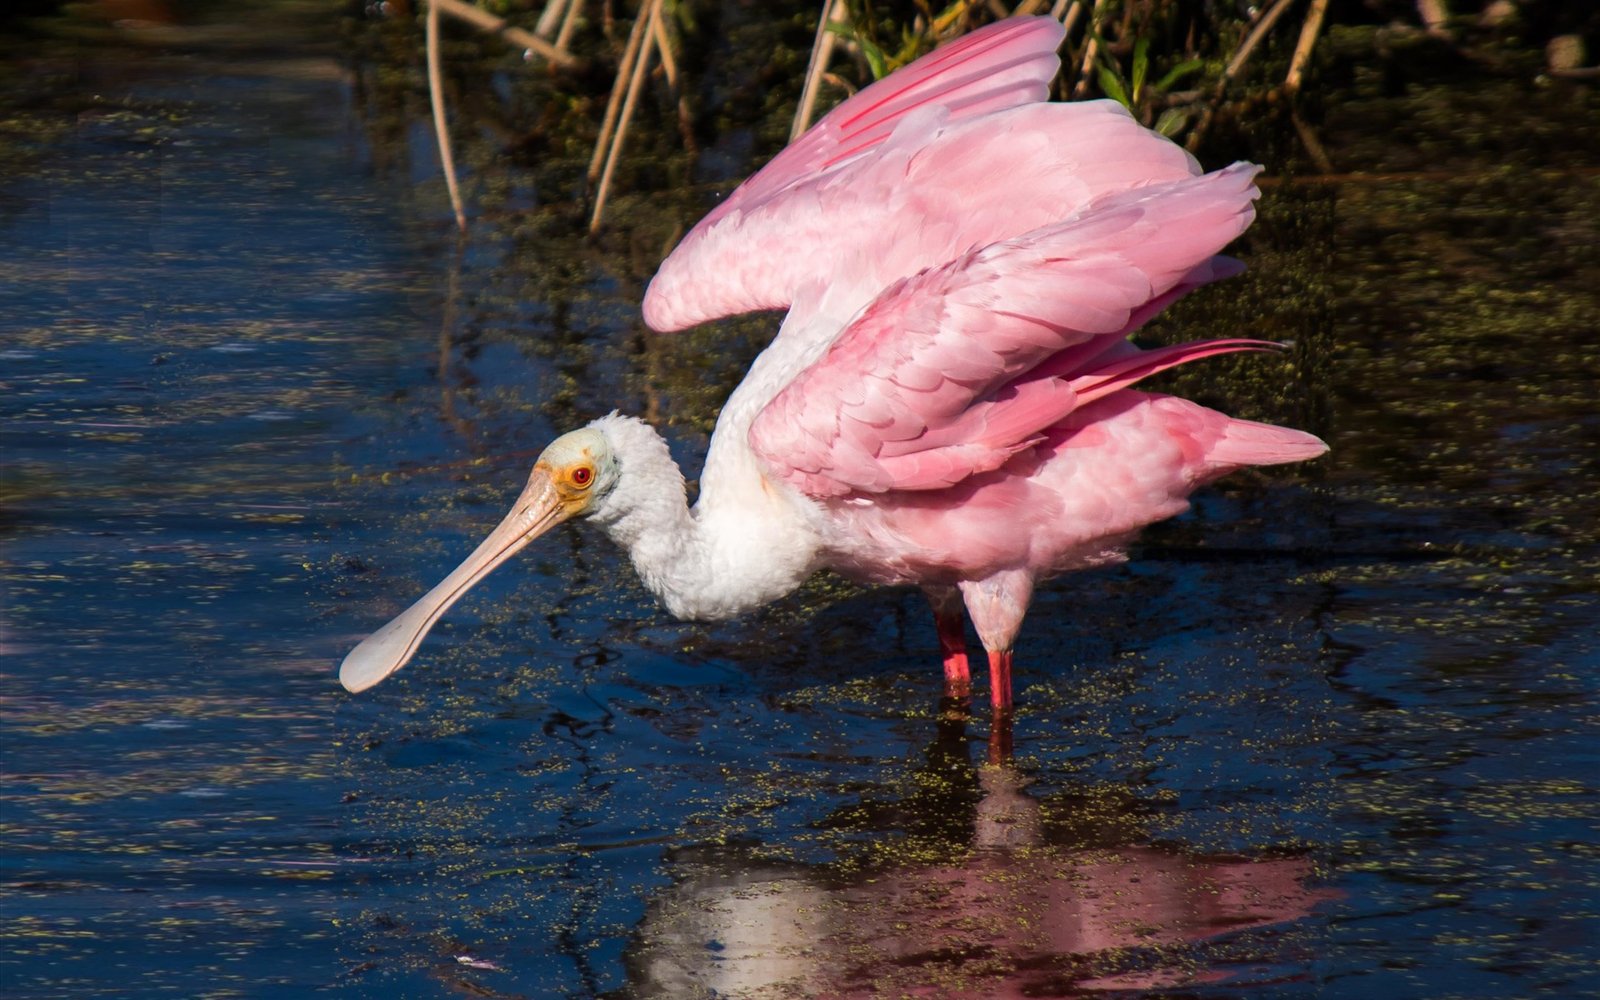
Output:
top-left (1132, 38), bottom-right (1150, 102)
top-left (860, 37), bottom-right (889, 80)
top-left (1097, 65), bottom-right (1130, 108)
top-left (1155, 107), bottom-right (1189, 137)
top-left (1154, 58), bottom-right (1206, 93)
top-left (823, 24), bottom-right (891, 80)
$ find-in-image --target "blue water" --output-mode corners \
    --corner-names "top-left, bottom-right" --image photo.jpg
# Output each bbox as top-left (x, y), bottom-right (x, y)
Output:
top-left (2, 8), bottom-right (1597, 999)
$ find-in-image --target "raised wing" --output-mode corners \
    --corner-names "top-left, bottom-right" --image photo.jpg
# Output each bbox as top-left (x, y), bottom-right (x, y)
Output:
top-left (641, 17), bottom-right (1208, 334)
top-left (748, 164), bottom-right (1267, 498)
top-left (696, 16), bottom-right (1066, 231)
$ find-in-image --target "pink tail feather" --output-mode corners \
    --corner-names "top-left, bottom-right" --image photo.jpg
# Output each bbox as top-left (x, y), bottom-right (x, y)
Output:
top-left (1209, 415), bottom-right (1329, 466)
top-left (1068, 338), bottom-right (1283, 407)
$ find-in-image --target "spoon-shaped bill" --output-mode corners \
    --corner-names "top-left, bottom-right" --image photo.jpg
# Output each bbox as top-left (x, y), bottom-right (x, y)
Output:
top-left (339, 475), bottom-right (566, 693)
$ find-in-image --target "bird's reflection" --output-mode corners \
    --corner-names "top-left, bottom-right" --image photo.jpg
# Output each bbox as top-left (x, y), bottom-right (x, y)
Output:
top-left (621, 706), bottom-right (1334, 997)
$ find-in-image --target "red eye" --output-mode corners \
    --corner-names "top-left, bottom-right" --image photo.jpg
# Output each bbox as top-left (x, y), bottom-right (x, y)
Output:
top-left (571, 467), bottom-right (593, 487)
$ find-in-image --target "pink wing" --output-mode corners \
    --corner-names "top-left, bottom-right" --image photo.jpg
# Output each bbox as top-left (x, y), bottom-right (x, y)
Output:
top-left (642, 18), bottom-right (1201, 333)
top-left (748, 164), bottom-right (1268, 498)
top-left (642, 17), bottom-right (1063, 333)
top-left (695, 16), bottom-right (1065, 230)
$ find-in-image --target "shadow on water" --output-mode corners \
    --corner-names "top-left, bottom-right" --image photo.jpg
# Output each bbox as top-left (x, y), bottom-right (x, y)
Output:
top-left (1, 2), bottom-right (1597, 998)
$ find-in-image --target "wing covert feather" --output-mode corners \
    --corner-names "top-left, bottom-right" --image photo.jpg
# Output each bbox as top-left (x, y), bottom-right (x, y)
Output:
top-left (697, 16), bottom-right (1066, 228)
top-left (748, 164), bottom-right (1263, 498)
top-left (643, 18), bottom-right (1207, 334)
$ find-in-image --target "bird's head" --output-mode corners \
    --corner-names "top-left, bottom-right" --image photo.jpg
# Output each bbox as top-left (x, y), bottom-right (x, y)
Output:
top-left (531, 425), bottom-right (623, 521)
top-left (338, 423), bottom-right (627, 694)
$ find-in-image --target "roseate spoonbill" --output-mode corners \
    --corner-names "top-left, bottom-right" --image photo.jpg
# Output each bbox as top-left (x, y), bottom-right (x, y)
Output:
top-left (339, 16), bottom-right (1327, 713)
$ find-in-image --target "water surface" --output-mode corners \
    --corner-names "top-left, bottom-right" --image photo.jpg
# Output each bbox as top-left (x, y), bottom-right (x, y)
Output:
top-left (2, 6), bottom-right (1596, 998)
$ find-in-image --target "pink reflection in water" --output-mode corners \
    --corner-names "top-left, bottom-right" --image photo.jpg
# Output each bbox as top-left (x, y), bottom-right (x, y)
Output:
top-left (631, 766), bottom-right (1336, 997)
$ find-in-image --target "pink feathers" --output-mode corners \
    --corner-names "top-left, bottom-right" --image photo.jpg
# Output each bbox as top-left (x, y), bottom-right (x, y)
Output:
top-left (748, 164), bottom-right (1272, 497)
top-left (642, 19), bottom-right (1200, 333)
top-left (636, 15), bottom-right (1326, 713)
top-left (640, 13), bottom-right (1325, 542)
top-left (697, 16), bottom-right (1067, 225)
top-left (823, 393), bottom-right (1325, 586)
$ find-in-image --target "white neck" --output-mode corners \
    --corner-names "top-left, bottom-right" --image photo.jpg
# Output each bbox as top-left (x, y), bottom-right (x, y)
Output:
top-left (583, 408), bottom-right (823, 622)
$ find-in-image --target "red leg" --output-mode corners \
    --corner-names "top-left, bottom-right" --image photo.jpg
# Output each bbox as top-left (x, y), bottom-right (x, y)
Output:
top-left (925, 587), bottom-right (971, 699)
top-left (935, 608), bottom-right (971, 698)
top-left (988, 649), bottom-right (1014, 719)
top-left (958, 570), bottom-right (1032, 717)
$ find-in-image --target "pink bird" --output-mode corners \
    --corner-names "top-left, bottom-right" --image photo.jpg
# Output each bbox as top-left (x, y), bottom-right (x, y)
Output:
top-left (339, 16), bottom-right (1327, 717)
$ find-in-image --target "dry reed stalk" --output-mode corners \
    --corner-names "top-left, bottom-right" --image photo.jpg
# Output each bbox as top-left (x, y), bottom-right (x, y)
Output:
top-left (426, 0), bottom-right (468, 231)
top-left (1187, 0), bottom-right (1299, 151)
top-left (1416, 0), bottom-right (1450, 37)
top-left (588, 6), bottom-right (653, 182)
top-left (1286, 0), bottom-right (1329, 94)
top-left (651, 4), bottom-right (679, 87)
top-left (555, 0), bottom-right (582, 52)
top-left (591, 0), bottom-right (664, 233)
top-left (651, 3), bottom-right (697, 153)
top-left (1291, 110), bottom-right (1335, 172)
top-left (1070, 0), bottom-right (1109, 98)
top-left (431, 0), bottom-right (581, 68)
top-left (792, 0), bottom-right (848, 141)
top-left (1221, 0), bottom-right (1298, 82)
top-left (1058, 0), bottom-right (1085, 38)
top-left (534, 0), bottom-right (567, 38)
